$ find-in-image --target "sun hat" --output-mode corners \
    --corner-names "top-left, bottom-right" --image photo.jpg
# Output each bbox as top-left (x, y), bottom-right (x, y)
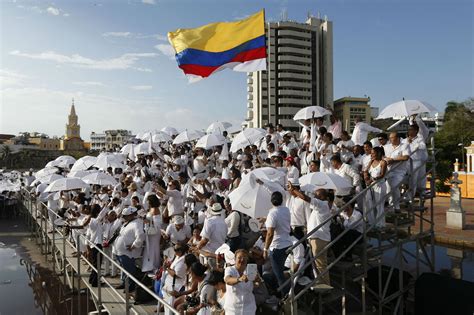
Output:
top-left (207, 202), bottom-right (223, 216)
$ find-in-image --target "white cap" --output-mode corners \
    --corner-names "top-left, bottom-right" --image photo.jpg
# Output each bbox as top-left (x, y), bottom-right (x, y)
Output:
top-left (122, 206), bottom-right (138, 216)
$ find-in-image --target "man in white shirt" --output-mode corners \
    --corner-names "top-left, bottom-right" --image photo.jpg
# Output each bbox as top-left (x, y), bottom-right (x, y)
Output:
top-left (332, 197), bottom-right (363, 261)
top-left (361, 141), bottom-right (373, 172)
top-left (114, 206), bottom-right (145, 291)
top-left (384, 132), bottom-right (411, 212)
top-left (197, 203), bottom-right (228, 266)
top-left (330, 155), bottom-right (361, 203)
top-left (405, 124), bottom-right (428, 197)
top-left (286, 178), bottom-right (311, 240)
top-left (263, 191), bottom-right (293, 296)
top-left (224, 199), bottom-right (242, 252)
top-left (328, 115), bottom-right (342, 140)
top-left (288, 185), bottom-right (331, 286)
top-left (351, 117), bottom-right (382, 146)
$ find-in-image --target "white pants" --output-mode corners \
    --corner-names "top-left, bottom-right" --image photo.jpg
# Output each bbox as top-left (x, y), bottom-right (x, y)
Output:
top-left (103, 246), bottom-right (117, 276)
top-left (386, 173), bottom-right (405, 211)
top-left (411, 161), bottom-right (426, 197)
top-left (365, 181), bottom-right (386, 228)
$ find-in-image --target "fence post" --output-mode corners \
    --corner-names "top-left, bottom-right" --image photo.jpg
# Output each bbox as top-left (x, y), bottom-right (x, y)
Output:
top-left (97, 245), bottom-right (102, 315)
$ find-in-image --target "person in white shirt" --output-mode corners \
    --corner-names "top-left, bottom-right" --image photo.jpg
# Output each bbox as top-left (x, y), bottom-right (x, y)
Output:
top-left (384, 132), bottom-right (411, 212)
top-left (405, 124), bottom-right (428, 197)
top-left (318, 133), bottom-right (337, 173)
top-left (286, 178), bottom-right (311, 240)
top-left (197, 203), bottom-right (228, 267)
top-left (102, 210), bottom-right (121, 277)
top-left (288, 185), bottom-right (332, 286)
top-left (328, 114), bottom-right (342, 140)
top-left (361, 141), bottom-right (373, 172)
top-left (336, 131), bottom-right (355, 164)
top-left (162, 243), bottom-right (189, 315)
top-left (156, 179), bottom-right (184, 218)
top-left (263, 191), bottom-right (293, 296)
top-left (332, 197), bottom-right (363, 261)
top-left (281, 133), bottom-right (298, 155)
top-left (330, 155), bottom-right (361, 199)
top-left (87, 204), bottom-right (107, 287)
top-left (114, 206), bottom-right (145, 291)
top-left (285, 156), bottom-right (300, 184)
top-left (224, 199), bottom-right (242, 252)
top-left (351, 117), bottom-right (382, 146)
top-left (163, 215), bottom-right (191, 245)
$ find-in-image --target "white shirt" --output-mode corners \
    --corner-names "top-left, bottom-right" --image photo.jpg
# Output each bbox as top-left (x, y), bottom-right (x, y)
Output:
top-left (265, 206), bottom-right (292, 250)
top-left (282, 141), bottom-right (298, 155)
top-left (166, 224), bottom-right (191, 244)
top-left (286, 194), bottom-right (311, 227)
top-left (362, 154), bottom-right (372, 172)
top-left (334, 163), bottom-right (361, 196)
top-left (166, 189), bottom-right (184, 216)
top-left (163, 255), bottom-right (187, 292)
top-left (284, 236), bottom-right (305, 271)
top-left (114, 219), bottom-right (145, 258)
top-left (225, 211), bottom-right (240, 238)
top-left (201, 215), bottom-right (228, 253)
top-left (307, 198), bottom-right (331, 242)
top-left (87, 217), bottom-right (103, 245)
top-left (403, 136), bottom-right (428, 163)
top-left (384, 142), bottom-right (411, 175)
top-left (351, 122), bottom-right (382, 146)
top-left (341, 210), bottom-right (363, 233)
top-left (328, 120), bottom-right (342, 139)
top-left (224, 266), bottom-right (256, 315)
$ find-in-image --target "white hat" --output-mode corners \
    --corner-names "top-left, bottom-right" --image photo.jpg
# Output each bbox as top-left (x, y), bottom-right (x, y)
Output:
top-left (122, 206), bottom-right (138, 216)
top-left (208, 203), bottom-right (223, 216)
top-left (173, 215), bottom-right (185, 225)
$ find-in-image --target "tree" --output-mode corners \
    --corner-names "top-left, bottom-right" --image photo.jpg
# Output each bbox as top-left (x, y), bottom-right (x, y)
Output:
top-left (0, 145), bottom-right (12, 169)
top-left (434, 98), bottom-right (474, 190)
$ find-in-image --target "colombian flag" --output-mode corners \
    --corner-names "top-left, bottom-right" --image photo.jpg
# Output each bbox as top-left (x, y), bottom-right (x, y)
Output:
top-left (168, 10), bottom-right (266, 81)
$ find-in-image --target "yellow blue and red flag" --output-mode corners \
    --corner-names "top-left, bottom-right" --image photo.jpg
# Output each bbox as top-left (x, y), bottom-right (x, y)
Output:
top-left (168, 10), bottom-right (266, 81)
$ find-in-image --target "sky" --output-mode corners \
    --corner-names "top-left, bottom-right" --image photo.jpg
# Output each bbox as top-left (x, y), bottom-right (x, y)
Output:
top-left (0, 0), bottom-right (473, 141)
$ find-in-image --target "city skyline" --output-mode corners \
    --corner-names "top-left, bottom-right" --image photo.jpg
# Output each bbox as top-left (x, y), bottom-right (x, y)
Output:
top-left (1, 0), bottom-right (472, 140)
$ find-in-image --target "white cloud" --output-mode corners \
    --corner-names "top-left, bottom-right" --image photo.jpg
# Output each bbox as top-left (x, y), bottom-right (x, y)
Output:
top-left (0, 87), bottom-right (214, 140)
top-left (102, 32), bottom-right (132, 38)
top-left (0, 69), bottom-right (29, 87)
top-left (142, 0), bottom-right (156, 4)
top-left (154, 44), bottom-right (175, 60)
top-left (46, 7), bottom-right (60, 16)
top-left (72, 81), bottom-right (106, 87)
top-left (130, 85), bottom-right (152, 90)
top-left (10, 50), bottom-right (157, 72)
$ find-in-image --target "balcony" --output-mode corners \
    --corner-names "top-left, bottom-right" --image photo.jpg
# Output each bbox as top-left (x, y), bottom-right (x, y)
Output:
top-left (278, 80), bottom-right (312, 89)
top-left (279, 89), bottom-right (312, 97)
top-left (247, 111), bottom-right (253, 120)
top-left (278, 107), bottom-right (300, 115)
top-left (278, 38), bottom-right (311, 47)
top-left (278, 55), bottom-right (311, 64)
top-left (247, 86), bottom-right (253, 92)
top-left (278, 47), bottom-right (311, 56)
top-left (247, 94), bottom-right (253, 100)
top-left (278, 98), bottom-right (312, 106)
top-left (278, 29), bottom-right (312, 39)
top-left (247, 77), bottom-right (253, 84)
top-left (278, 64), bottom-right (310, 72)
top-left (278, 72), bottom-right (311, 80)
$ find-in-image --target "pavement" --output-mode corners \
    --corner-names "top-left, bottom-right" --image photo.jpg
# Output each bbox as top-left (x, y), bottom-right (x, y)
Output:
top-left (414, 196), bottom-right (474, 249)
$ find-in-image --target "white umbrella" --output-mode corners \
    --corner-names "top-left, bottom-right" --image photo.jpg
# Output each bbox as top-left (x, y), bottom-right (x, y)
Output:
top-left (230, 128), bottom-right (266, 153)
top-left (82, 172), bottom-right (117, 186)
top-left (173, 129), bottom-right (205, 145)
top-left (206, 121), bottom-right (232, 135)
top-left (54, 155), bottom-right (77, 168)
top-left (32, 173), bottom-right (64, 185)
top-left (70, 156), bottom-right (97, 172)
top-left (34, 167), bottom-right (59, 178)
top-left (120, 143), bottom-right (134, 155)
top-left (228, 173), bottom-right (285, 219)
top-left (135, 142), bottom-right (152, 155)
top-left (241, 167), bottom-right (286, 187)
top-left (376, 100), bottom-right (437, 119)
top-left (94, 154), bottom-right (126, 170)
top-left (299, 172), bottom-right (352, 191)
top-left (67, 170), bottom-right (98, 179)
top-left (195, 134), bottom-right (225, 149)
top-left (293, 106), bottom-right (332, 121)
top-left (44, 177), bottom-right (89, 193)
top-left (152, 131), bottom-right (172, 143)
top-left (161, 126), bottom-right (179, 137)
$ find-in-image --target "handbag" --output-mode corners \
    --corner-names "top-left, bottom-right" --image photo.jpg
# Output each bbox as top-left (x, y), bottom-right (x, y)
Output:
top-left (146, 218), bottom-right (158, 235)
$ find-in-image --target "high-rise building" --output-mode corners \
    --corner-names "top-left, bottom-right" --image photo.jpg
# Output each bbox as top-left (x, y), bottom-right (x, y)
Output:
top-left (334, 96), bottom-right (371, 132)
top-left (245, 16), bottom-right (333, 131)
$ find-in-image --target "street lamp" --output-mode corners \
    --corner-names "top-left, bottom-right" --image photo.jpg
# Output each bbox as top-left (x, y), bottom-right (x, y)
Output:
top-left (458, 143), bottom-right (465, 172)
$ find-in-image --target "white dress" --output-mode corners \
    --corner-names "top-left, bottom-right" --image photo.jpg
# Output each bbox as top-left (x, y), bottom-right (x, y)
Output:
top-left (142, 213), bottom-right (162, 272)
top-left (365, 162), bottom-right (386, 228)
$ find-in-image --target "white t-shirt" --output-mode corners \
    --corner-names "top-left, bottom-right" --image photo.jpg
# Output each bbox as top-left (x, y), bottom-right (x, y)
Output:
top-left (225, 211), bottom-right (240, 238)
top-left (224, 266), bottom-right (256, 315)
top-left (286, 194), bottom-right (311, 228)
top-left (265, 206), bottom-right (292, 250)
top-left (341, 210), bottom-right (363, 233)
top-left (166, 189), bottom-right (184, 216)
top-left (307, 198), bottom-right (331, 242)
top-left (166, 224), bottom-right (191, 244)
top-left (201, 215), bottom-right (228, 253)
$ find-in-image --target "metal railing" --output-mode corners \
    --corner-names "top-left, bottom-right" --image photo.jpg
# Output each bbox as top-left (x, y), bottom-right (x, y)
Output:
top-left (281, 145), bottom-right (437, 314)
top-left (20, 189), bottom-right (179, 315)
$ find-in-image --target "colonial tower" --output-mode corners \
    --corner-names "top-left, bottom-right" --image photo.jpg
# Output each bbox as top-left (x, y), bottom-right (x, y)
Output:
top-left (66, 99), bottom-right (81, 139)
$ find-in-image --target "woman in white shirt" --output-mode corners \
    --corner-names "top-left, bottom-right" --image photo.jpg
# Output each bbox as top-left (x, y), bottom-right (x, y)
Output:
top-left (224, 249), bottom-right (258, 315)
top-left (156, 180), bottom-right (184, 218)
top-left (162, 244), bottom-right (189, 315)
top-left (318, 133), bottom-right (337, 173)
top-left (163, 215), bottom-right (192, 246)
top-left (142, 194), bottom-right (162, 273)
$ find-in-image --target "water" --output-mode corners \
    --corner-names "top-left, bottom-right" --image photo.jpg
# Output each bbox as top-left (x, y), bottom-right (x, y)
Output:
top-left (0, 244), bottom-right (42, 315)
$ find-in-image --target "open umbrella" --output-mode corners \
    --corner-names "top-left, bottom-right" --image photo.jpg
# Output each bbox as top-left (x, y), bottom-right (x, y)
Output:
top-left (228, 173), bottom-right (285, 219)
top-left (241, 167), bottom-right (286, 187)
top-left (32, 173), bottom-right (64, 185)
top-left (44, 177), bottom-right (89, 193)
top-left (376, 100), bottom-right (437, 119)
top-left (67, 170), bottom-right (98, 179)
top-left (152, 131), bottom-right (172, 143)
top-left (70, 156), bottom-right (97, 172)
top-left (54, 155), bottom-right (77, 168)
top-left (195, 134), bottom-right (225, 149)
top-left (293, 106), bottom-right (332, 121)
top-left (82, 172), bottom-right (117, 186)
top-left (135, 142), bottom-right (152, 155)
top-left (34, 167), bottom-right (59, 178)
top-left (161, 126), bottom-right (179, 137)
top-left (230, 128), bottom-right (266, 153)
top-left (173, 129), bottom-right (205, 145)
top-left (206, 121), bottom-right (232, 135)
top-left (94, 154), bottom-right (126, 170)
top-left (299, 172), bottom-right (352, 191)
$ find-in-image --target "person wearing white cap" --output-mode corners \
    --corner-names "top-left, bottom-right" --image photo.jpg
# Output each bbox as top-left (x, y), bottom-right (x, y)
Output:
top-left (163, 215), bottom-right (191, 246)
top-left (197, 203), bottom-right (228, 267)
top-left (114, 206), bottom-right (145, 291)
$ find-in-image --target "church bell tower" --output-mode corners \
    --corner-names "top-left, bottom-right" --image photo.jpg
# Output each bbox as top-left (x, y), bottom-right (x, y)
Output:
top-left (65, 98), bottom-right (81, 139)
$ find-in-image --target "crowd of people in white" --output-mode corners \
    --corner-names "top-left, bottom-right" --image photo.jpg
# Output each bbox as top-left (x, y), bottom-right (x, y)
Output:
top-left (1, 112), bottom-right (430, 314)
